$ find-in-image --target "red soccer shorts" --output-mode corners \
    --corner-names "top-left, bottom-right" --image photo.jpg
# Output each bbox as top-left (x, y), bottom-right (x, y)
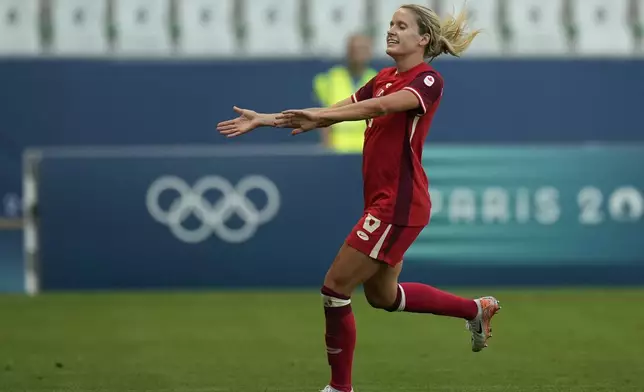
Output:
top-left (345, 213), bottom-right (425, 266)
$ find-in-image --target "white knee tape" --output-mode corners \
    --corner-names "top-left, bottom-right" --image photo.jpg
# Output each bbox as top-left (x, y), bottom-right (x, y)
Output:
top-left (322, 294), bottom-right (351, 308)
top-left (396, 284), bottom-right (406, 311)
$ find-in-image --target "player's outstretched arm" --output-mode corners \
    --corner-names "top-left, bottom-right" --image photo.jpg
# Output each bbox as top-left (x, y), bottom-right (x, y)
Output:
top-left (218, 97), bottom-right (354, 138)
top-left (276, 91), bottom-right (420, 135)
top-left (317, 90), bottom-right (419, 121)
top-left (217, 106), bottom-right (278, 138)
top-left (217, 106), bottom-right (316, 137)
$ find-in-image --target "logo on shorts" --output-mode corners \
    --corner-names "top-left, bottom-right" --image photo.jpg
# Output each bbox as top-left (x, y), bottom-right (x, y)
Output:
top-left (357, 214), bottom-right (381, 241)
top-left (357, 231), bottom-right (370, 241)
top-left (146, 175), bottom-right (280, 244)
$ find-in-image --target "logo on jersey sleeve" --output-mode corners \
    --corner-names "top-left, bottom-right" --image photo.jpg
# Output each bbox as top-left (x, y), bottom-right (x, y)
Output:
top-left (424, 75), bottom-right (435, 87)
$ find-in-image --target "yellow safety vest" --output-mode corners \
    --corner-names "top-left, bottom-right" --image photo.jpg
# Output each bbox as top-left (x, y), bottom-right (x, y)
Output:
top-left (313, 66), bottom-right (378, 153)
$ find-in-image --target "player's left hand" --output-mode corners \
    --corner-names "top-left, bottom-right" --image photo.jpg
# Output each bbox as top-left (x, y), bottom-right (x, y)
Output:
top-left (276, 110), bottom-right (322, 135)
top-left (217, 106), bottom-right (263, 138)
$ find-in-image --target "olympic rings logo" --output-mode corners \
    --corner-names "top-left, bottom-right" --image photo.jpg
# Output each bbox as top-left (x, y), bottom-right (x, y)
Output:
top-left (146, 175), bottom-right (280, 244)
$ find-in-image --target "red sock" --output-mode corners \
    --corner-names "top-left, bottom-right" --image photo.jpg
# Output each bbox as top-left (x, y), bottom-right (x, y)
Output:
top-left (392, 282), bottom-right (478, 320)
top-left (321, 286), bottom-right (355, 392)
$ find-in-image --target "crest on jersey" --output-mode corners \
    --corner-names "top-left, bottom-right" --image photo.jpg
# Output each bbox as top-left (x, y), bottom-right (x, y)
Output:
top-left (424, 75), bottom-right (435, 87)
top-left (376, 83), bottom-right (393, 97)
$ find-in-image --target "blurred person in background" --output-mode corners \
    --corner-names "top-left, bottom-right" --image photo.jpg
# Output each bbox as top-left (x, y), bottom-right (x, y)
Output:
top-left (313, 33), bottom-right (378, 153)
top-left (218, 4), bottom-right (500, 392)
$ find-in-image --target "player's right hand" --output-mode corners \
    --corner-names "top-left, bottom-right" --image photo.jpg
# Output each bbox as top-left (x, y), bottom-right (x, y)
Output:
top-left (276, 110), bottom-right (321, 135)
top-left (216, 106), bottom-right (262, 138)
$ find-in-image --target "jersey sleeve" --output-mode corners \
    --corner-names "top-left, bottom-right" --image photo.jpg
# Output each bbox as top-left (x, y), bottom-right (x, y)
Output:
top-left (403, 71), bottom-right (443, 115)
top-left (351, 76), bottom-right (377, 103)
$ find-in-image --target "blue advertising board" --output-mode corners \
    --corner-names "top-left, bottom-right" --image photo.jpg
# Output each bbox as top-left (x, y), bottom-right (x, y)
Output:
top-left (411, 145), bottom-right (644, 265)
top-left (1, 59), bottom-right (643, 148)
top-left (31, 145), bottom-right (644, 291)
top-left (0, 229), bottom-right (23, 293)
top-left (36, 147), bottom-right (363, 290)
top-left (2, 58), bottom-right (644, 222)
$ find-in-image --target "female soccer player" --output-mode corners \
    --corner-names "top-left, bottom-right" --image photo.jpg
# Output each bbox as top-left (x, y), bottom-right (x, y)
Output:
top-left (217, 4), bottom-right (500, 392)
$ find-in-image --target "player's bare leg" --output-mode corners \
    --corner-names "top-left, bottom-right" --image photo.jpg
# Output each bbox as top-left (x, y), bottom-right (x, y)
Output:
top-left (363, 261), bottom-right (403, 310)
top-left (320, 243), bottom-right (382, 392)
top-left (363, 261), bottom-right (501, 352)
top-left (364, 260), bottom-right (478, 318)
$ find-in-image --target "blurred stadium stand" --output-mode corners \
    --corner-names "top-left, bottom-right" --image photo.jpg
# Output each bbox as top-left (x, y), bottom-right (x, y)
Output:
top-left (1, 0), bottom-right (644, 293)
top-left (0, 0), bottom-right (641, 57)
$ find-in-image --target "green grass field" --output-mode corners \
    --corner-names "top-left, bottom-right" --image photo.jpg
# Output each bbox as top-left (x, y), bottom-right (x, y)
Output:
top-left (1, 289), bottom-right (643, 392)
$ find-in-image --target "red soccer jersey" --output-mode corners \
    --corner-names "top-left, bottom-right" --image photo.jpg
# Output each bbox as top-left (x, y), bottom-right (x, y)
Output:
top-left (351, 62), bottom-right (443, 227)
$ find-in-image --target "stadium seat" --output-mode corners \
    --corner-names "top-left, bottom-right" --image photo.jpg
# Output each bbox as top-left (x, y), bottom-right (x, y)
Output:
top-left (505, 0), bottom-right (569, 56)
top-left (241, 0), bottom-right (303, 56)
top-left (373, 0), bottom-right (432, 58)
top-left (308, 0), bottom-right (368, 57)
top-left (570, 0), bottom-right (634, 56)
top-left (175, 0), bottom-right (236, 56)
top-left (50, 0), bottom-right (109, 55)
top-left (112, 0), bottom-right (171, 56)
top-left (0, 0), bottom-right (39, 55)
top-left (438, 0), bottom-right (503, 56)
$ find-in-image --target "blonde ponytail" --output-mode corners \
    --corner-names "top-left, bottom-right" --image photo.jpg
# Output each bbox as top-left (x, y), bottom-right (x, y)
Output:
top-left (437, 7), bottom-right (480, 57)
top-left (400, 4), bottom-right (481, 61)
